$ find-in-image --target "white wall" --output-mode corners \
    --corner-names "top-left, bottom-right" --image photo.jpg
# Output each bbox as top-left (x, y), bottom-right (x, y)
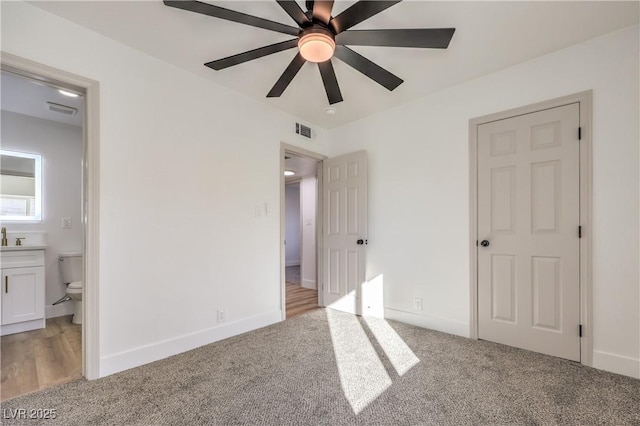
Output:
top-left (1, 1), bottom-right (331, 377)
top-left (300, 176), bottom-right (317, 289)
top-left (326, 25), bottom-right (640, 379)
top-left (1, 111), bottom-right (83, 318)
top-left (285, 183), bottom-right (300, 266)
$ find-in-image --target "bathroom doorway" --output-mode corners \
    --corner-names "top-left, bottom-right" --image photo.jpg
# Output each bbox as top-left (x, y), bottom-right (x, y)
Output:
top-left (281, 144), bottom-right (324, 319)
top-left (0, 54), bottom-right (100, 399)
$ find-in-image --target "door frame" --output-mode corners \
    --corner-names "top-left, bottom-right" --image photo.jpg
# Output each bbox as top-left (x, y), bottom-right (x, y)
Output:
top-left (1, 52), bottom-right (101, 379)
top-left (468, 91), bottom-right (593, 366)
top-left (280, 143), bottom-right (326, 320)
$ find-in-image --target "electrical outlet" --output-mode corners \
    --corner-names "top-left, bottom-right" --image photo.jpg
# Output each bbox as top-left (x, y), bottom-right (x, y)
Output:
top-left (414, 298), bottom-right (422, 311)
top-left (62, 218), bottom-right (72, 229)
top-left (217, 309), bottom-right (226, 323)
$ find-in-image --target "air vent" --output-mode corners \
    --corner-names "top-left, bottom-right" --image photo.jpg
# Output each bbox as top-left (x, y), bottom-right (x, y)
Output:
top-left (46, 102), bottom-right (77, 116)
top-left (295, 122), bottom-right (313, 139)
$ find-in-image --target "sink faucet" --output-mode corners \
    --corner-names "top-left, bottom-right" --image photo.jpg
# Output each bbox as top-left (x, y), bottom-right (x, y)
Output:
top-left (1, 227), bottom-right (7, 247)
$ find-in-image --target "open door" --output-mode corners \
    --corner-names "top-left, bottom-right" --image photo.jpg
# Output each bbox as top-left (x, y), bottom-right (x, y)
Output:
top-left (322, 150), bottom-right (367, 315)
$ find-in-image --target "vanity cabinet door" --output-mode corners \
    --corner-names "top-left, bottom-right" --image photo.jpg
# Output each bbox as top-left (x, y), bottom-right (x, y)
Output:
top-left (1, 266), bottom-right (45, 325)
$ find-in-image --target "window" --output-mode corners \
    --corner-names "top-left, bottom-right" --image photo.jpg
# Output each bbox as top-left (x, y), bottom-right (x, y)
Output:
top-left (0, 150), bottom-right (42, 221)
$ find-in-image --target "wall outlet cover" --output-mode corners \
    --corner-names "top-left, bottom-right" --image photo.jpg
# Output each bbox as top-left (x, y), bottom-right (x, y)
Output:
top-left (414, 298), bottom-right (423, 311)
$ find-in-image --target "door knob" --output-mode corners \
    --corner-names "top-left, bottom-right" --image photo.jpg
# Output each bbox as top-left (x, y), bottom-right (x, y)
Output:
top-left (480, 240), bottom-right (490, 247)
top-left (356, 239), bottom-right (364, 245)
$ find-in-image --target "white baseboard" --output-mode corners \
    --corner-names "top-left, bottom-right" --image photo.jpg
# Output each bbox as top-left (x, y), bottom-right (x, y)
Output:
top-left (384, 308), bottom-right (469, 338)
top-left (301, 279), bottom-right (316, 290)
top-left (45, 303), bottom-right (75, 319)
top-left (1, 319), bottom-right (45, 336)
top-left (592, 350), bottom-right (640, 379)
top-left (285, 261), bottom-right (300, 267)
top-left (99, 310), bottom-right (282, 378)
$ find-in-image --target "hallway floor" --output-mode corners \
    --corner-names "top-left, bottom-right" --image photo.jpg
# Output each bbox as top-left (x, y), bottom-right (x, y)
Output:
top-left (285, 265), bottom-right (301, 285)
top-left (285, 266), bottom-right (318, 318)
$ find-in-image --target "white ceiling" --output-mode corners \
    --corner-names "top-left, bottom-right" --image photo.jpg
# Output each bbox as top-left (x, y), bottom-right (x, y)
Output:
top-left (1, 71), bottom-right (85, 127)
top-left (285, 153), bottom-right (319, 182)
top-left (29, 1), bottom-right (639, 129)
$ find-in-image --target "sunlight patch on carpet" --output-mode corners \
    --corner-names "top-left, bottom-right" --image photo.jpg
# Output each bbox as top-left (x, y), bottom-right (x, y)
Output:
top-left (326, 309), bottom-right (392, 414)
top-left (362, 316), bottom-right (420, 376)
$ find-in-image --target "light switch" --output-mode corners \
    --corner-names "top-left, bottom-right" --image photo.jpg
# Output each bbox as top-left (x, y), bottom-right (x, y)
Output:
top-left (62, 218), bottom-right (72, 229)
top-left (306, 218), bottom-right (312, 226)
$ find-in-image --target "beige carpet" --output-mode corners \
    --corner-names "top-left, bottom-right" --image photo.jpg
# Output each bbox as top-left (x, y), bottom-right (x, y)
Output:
top-left (1, 309), bottom-right (638, 425)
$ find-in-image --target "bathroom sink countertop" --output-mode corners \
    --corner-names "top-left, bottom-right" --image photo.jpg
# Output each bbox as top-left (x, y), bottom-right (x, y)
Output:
top-left (0, 245), bottom-right (48, 252)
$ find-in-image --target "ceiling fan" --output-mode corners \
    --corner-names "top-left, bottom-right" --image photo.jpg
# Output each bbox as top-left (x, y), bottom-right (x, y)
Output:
top-left (164, 0), bottom-right (455, 105)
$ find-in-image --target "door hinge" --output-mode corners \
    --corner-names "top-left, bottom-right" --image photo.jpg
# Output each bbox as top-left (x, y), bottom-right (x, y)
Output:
top-left (578, 127), bottom-right (582, 140)
top-left (578, 226), bottom-right (582, 238)
top-left (476, 240), bottom-right (478, 246)
top-left (579, 324), bottom-right (583, 337)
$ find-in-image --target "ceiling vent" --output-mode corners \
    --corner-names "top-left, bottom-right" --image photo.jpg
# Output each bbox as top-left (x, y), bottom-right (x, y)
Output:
top-left (46, 102), bottom-right (77, 116)
top-left (295, 122), bottom-right (313, 139)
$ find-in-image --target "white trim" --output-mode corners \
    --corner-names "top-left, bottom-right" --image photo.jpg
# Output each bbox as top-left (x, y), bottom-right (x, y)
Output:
top-left (315, 164), bottom-right (324, 308)
top-left (281, 145), bottom-right (286, 321)
top-left (301, 279), bottom-right (316, 290)
top-left (468, 91), bottom-right (593, 367)
top-left (285, 261), bottom-right (300, 267)
top-left (592, 351), bottom-right (640, 379)
top-left (100, 310), bottom-right (282, 377)
top-left (469, 119), bottom-right (479, 340)
top-left (45, 302), bottom-right (74, 319)
top-left (1, 52), bottom-right (101, 380)
top-left (384, 308), bottom-right (469, 338)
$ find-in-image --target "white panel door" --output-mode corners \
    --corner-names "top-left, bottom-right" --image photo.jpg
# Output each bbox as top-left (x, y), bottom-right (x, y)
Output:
top-left (477, 103), bottom-right (580, 361)
top-left (322, 150), bottom-right (367, 315)
top-left (1, 267), bottom-right (45, 325)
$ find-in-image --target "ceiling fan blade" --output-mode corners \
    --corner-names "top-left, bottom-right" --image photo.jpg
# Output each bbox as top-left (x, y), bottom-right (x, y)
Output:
top-left (336, 28), bottom-right (456, 48)
top-left (318, 60), bottom-right (343, 105)
top-left (205, 39), bottom-right (299, 70)
top-left (267, 53), bottom-right (306, 98)
top-left (276, 0), bottom-right (310, 27)
top-left (164, 0), bottom-right (299, 36)
top-left (330, 1), bottom-right (401, 34)
top-left (333, 46), bottom-right (403, 91)
top-left (313, 0), bottom-right (334, 25)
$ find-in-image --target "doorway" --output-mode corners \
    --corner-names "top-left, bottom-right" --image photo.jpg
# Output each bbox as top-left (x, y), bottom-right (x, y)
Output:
top-left (469, 91), bottom-right (593, 365)
top-left (282, 146), bottom-right (322, 318)
top-left (280, 144), bottom-right (370, 319)
top-left (0, 53), bottom-right (100, 391)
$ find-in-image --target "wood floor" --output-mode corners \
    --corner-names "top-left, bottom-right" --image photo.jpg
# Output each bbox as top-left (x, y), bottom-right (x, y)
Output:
top-left (1, 315), bottom-right (82, 401)
top-left (286, 282), bottom-right (319, 318)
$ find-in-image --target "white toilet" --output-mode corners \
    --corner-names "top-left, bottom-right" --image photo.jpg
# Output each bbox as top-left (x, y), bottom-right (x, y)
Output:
top-left (59, 252), bottom-right (83, 325)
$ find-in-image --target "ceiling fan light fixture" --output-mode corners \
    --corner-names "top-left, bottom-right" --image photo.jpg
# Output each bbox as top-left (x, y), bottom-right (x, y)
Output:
top-left (298, 30), bottom-right (335, 63)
